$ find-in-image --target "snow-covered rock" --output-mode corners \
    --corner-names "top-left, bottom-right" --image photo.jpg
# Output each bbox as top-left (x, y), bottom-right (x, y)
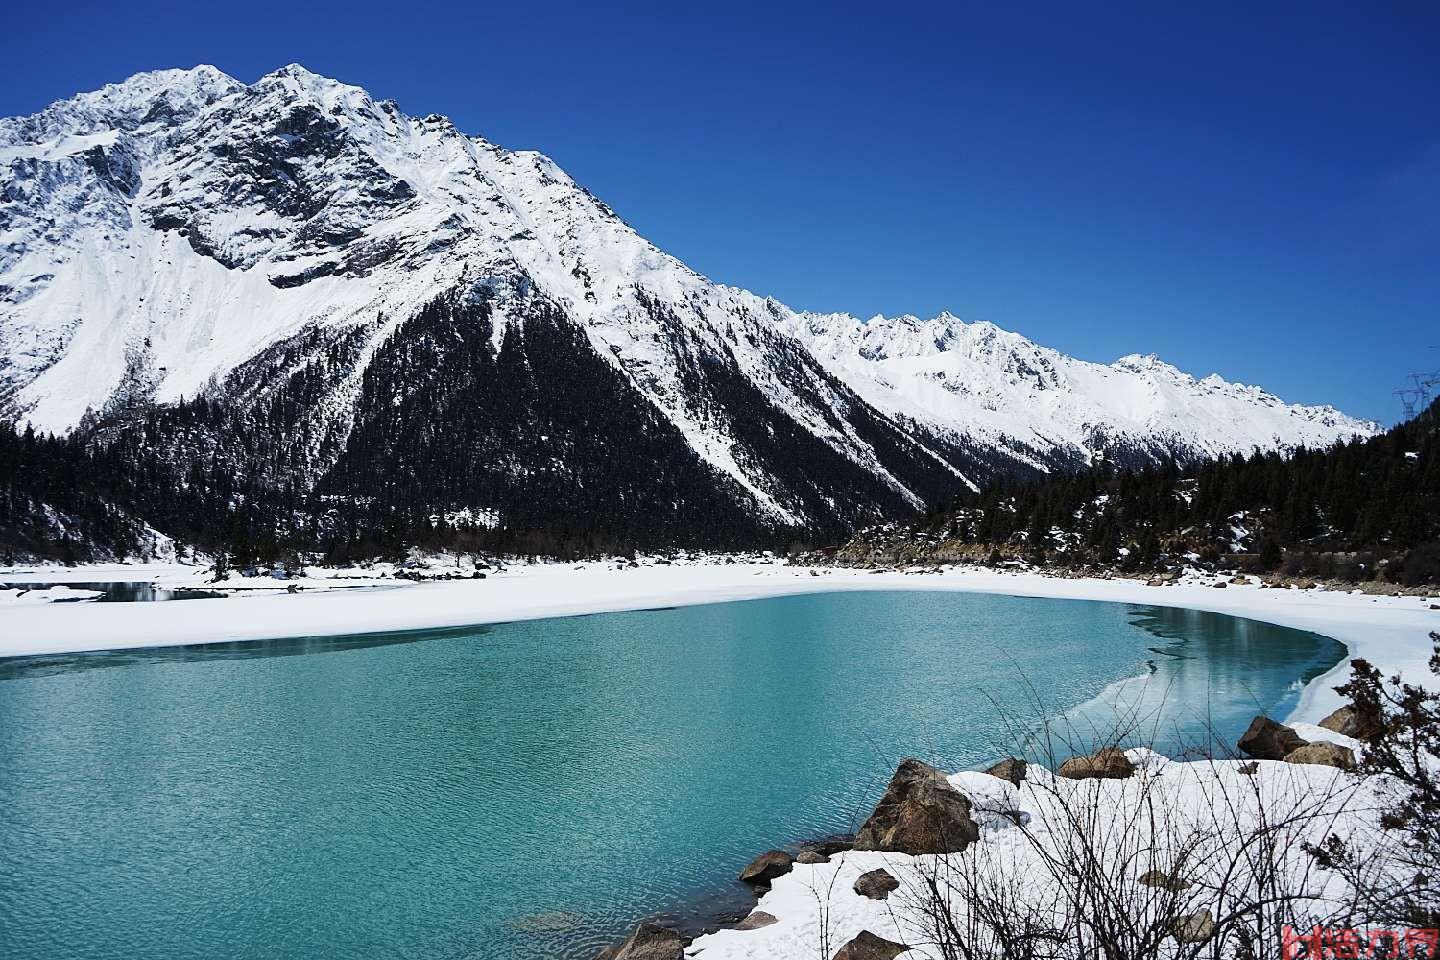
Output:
top-left (0, 585), bottom-right (104, 605)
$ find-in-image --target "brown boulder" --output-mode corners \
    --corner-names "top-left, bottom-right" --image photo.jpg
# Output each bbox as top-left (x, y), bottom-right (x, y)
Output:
top-left (833, 930), bottom-right (911, 960)
top-left (596, 923), bottom-right (685, 960)
top-left (983, 757), bottom-right (1027, 787)
top-left (853, 759), bottom-right (980, 855)
top-left (854, 868), bottom-right (901, 900)
top-left (734, 911), bottom-right (778, 931)
top-left (738, 850), bottom-right (793, 885)
top-left (796, 849), bottom-right (830, 864)
top-left (1237, 716), bottom-right (1307, 761)
top-left (1317, 704), bottom-right (1380, 741)
top-left (1057, 747), bottom-right (1135, 780)
top-left (1284, 742), bottom-right (1356, 770)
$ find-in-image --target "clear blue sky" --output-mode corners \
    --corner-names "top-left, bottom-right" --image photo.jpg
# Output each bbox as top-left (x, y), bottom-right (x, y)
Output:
top-left (3, 1), bottom-right (1436, 423)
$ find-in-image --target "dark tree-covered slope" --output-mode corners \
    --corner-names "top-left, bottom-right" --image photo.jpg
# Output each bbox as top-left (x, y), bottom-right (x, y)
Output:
top-left (828, 398), bottom-right (1440, 586)
top-left (0, 288), bottom-right (1052, 564)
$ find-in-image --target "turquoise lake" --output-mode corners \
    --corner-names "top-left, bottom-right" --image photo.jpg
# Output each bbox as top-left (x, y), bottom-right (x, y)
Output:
top-left (0, 591), bottom-right (1345, 960)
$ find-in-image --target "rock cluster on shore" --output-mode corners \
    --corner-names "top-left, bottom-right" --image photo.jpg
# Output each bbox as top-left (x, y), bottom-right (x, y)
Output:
top-left (1238, 709), bottom-right (1370, 769)
top-left (598, 706), bottom-right (1374, 959)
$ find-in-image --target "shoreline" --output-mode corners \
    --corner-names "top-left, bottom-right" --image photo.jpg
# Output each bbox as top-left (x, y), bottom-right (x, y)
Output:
top-left (2, 560), bottom-right (1436, 723)
top-left (602, 597), bottom-right (1359, 957)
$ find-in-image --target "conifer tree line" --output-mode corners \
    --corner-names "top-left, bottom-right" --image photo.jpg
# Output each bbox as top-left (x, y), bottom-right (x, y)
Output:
top-left (855, 397), bottom-right (1439, 585)
top-left (0, 414), bottom-right (731, 566)
top-left (4, 344), bottom-right (1434, 576)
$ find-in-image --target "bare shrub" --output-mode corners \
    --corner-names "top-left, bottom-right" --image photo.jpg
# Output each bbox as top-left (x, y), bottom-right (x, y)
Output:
top-left (897, 752), bottom-right (1372, 958)
top-left (1307, 633), bottom-right (1440, 928)
top-left (814, 690), bottom-right (1387, 960)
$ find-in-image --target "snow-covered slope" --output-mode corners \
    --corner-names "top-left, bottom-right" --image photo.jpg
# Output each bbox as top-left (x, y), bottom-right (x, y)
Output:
top-left (0, 65), bottom-right (1378, 536)
top-left (782, 311), bottom-right (1375, 465)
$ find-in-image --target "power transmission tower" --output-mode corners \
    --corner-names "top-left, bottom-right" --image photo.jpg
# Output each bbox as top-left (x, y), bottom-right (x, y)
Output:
top-left (1397, 346), bottom-right (1440, 419)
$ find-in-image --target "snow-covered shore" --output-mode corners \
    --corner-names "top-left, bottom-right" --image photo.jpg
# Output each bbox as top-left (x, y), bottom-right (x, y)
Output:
top-left (688, 746), bottom-right (1389, 960)
top-left (2, 560), bottom-right (1436, 725)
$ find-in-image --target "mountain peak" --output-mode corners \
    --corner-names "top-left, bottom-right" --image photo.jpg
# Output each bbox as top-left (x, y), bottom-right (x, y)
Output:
top-left (257, 63), bottom-right (344, 93)
top-left (245, 63), bottom-right (380, 115)
top-left (73, 64), bottom-right (240, 118)
top-left (93, 63), bottom-right (236, 98)
top-left (271, 62), bottom-right (326, 79)
top-left (1114, 352), bottom-right (1172, 371)
top-left (0, 64), bottom-right (241, 147)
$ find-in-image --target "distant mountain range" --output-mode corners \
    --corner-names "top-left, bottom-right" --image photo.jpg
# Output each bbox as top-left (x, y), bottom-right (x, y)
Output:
top-left (0, 65), bottom-right (1380, 547)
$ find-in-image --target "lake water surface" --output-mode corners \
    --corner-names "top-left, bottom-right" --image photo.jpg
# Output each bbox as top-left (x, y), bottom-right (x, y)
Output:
top-left (0, 591), bottom-right (1344, 960)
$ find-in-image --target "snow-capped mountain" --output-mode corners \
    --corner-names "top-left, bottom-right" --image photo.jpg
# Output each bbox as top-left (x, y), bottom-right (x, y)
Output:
top-left (782, 311), bottom-right (1373, 468)
top-left (0, 65), bottom-right (1379, 539)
